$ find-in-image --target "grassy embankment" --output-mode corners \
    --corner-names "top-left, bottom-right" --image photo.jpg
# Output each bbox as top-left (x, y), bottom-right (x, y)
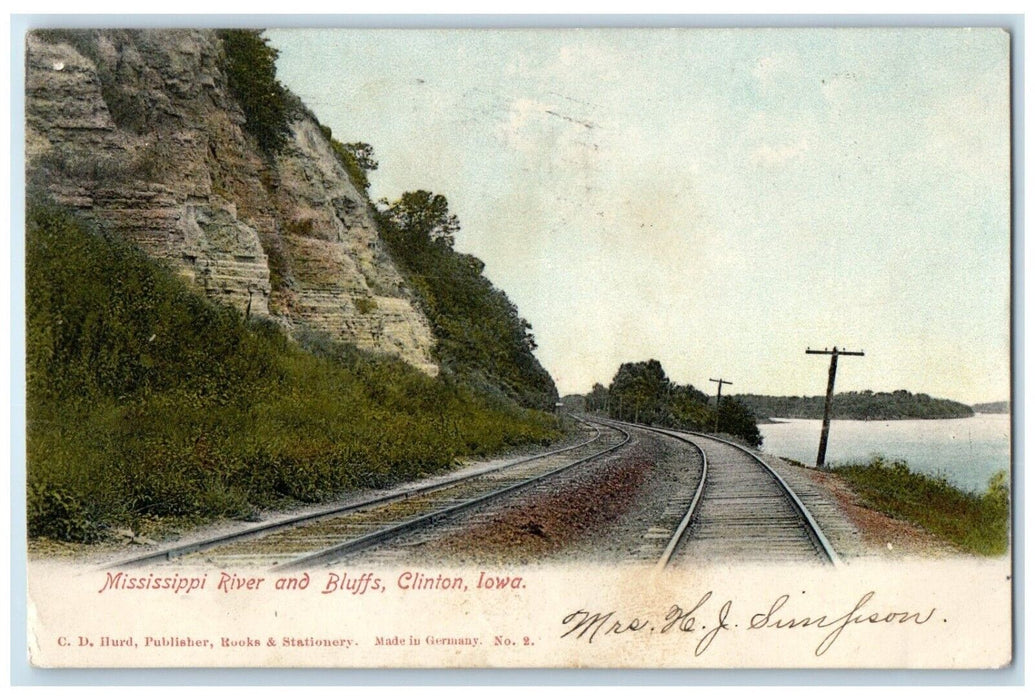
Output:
top-left (829, 458), bottom-right (1009, 556)
top-left (26, 201), bottom-right (560, 544)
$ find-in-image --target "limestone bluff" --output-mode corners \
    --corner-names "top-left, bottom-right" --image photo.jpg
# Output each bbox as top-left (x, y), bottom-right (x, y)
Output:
top-left (25, 29), bottom-right (438, 375)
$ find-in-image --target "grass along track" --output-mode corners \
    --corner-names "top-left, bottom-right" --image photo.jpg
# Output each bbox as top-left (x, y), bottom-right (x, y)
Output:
top-left (107, 419), bottom-right (630, 570)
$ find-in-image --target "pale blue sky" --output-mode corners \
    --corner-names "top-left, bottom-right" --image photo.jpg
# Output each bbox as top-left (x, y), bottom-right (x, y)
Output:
top-left (268, 28), bottom-right (1011, 404)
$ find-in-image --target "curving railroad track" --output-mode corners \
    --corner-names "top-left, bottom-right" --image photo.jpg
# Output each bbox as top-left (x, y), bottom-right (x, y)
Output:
top-left (107, 417), bottom-right (631, 571)
top-left (591, 418), bottom-right (840, 568)
top-left (106, 415), bottom-right (841, 571)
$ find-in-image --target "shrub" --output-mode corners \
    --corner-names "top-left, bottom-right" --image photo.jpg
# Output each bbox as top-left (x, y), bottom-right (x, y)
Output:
top-left (355, 296), bottom-right (377, 314)
top-left (27, 480), bottom-right (104, 543)
top-left (217, 29), bottom-right (292, 156)
top-left (33, 141), bottom-right (175, 187)
top-left (833, 458), bottom-right (1010, 556)
top-left (317, 125), bottom-right (378, 195)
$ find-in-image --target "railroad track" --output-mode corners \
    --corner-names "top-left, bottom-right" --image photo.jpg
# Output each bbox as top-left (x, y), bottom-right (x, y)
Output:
top-left (587, 418), bottom-right (840, 568)
top-left (107, 418), bottom-right (631, 571)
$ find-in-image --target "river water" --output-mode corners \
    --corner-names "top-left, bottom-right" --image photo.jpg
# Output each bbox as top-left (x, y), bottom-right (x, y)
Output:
top-left (758, 413), bottom-right (1012, 494)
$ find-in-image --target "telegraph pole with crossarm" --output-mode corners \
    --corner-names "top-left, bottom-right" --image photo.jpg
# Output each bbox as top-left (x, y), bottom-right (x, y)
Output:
top-left (805, 347), bottom-right (864, 467)
top-left (709, 377), bottom-right (733, 433)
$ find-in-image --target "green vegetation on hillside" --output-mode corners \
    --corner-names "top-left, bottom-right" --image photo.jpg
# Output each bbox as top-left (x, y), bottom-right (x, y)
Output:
top-left (217, 29), bottom-right (293, 155)
top-left (375, 190), bottom-right (559, 412)
top-left (26, 200), bottom-right (559, 543)
top-left (590, 360), bottom-right (762, 447)
top-left (832, 458), bottom-right (1009, 556)
top-left (318, 124), bottom-right (378, 195)
top-left (736, 390), bottom-right (974, 421)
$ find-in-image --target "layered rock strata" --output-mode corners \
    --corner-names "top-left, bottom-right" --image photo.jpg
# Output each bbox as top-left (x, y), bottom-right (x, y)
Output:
top-left (25, 29), bottom-right (438, 374)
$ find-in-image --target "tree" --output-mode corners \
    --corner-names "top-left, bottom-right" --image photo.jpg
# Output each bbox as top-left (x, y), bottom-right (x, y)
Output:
top-left (585, 383), bottom-right (609, 413)
top-left (343, 142), bottom-right (378, 172)
top-left (598, 358), bottom-right (762, 446)
top-left (381, 190), bottom-right (460, 249)
top-left (666, 384), bottom-right (712, 431)
top-left (716, 397), bottom-right (763, 447)
top-left (375, 190), bottom-right (557, 411)
top-left (608, 359), bottom-right (671, 424)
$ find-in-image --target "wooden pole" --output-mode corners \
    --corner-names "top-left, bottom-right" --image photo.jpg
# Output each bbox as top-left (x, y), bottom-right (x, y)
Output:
top-left (805, 347), bottom-right (864, 466)
top-left (709, 377), bottom-right (732, 434)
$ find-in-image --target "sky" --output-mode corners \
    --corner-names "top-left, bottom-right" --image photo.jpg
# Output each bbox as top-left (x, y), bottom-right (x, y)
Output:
top-left (267, 28), bottom-right (1011, 405)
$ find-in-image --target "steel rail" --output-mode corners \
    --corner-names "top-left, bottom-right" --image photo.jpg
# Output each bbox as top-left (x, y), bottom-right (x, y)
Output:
top-left (107, 415), bottom-right (607, 569)
top-left (674, 427), bottom-right (842, 567)
top-left (580, 416), bottom-right (708, 569)
top-left (272, 422), bottom-right (632, 571)
top-left (589, 417), bottom-right (840, 568)
top-left (652, 431), bottom-right (708, 569)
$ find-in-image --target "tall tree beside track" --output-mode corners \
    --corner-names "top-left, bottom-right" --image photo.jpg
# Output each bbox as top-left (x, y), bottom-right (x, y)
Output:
top-left (377, 191), bottom-right (558, 411)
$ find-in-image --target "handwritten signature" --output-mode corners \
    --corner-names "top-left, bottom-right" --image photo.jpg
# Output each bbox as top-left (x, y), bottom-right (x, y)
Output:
top-left (560, 591), bottom-right (935, 657)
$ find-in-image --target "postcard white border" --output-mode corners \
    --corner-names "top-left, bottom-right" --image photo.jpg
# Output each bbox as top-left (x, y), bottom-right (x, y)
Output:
top-left (6, 10), bottom-right (1026, 687)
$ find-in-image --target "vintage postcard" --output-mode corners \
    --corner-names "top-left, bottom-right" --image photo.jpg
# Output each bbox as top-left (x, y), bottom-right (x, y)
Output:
top-left (22, 24), bottom-right (1013, 669)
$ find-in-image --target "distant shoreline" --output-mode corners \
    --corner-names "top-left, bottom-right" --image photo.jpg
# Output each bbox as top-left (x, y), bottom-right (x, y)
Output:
top-left (737, 390), bottom-right (975, 422)
top-left (761, 413), bottom-right (1004, 422)
top-left (972, 401), bottom-right (1010, 414)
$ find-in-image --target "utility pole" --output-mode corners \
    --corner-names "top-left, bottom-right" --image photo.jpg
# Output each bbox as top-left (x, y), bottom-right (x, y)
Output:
top-left (806, 347), bottom-right (864, 467)
top-left (709, 377), bottom-right (732, 433)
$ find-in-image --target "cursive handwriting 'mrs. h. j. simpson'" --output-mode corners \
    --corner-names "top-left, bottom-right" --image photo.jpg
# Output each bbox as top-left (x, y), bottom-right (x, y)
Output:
top-left (560, 591), bottom-right (936, 657)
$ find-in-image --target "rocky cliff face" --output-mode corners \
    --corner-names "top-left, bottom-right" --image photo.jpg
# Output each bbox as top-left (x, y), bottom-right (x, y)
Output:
top-left (25, 29), bottom-right (438, 374)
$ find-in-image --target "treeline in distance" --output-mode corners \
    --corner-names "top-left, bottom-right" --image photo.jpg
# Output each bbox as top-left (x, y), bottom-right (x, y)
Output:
top-left (577, 360), bottom-right (762, 447)
top-left (735, 390), bottom-right (974, 421)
